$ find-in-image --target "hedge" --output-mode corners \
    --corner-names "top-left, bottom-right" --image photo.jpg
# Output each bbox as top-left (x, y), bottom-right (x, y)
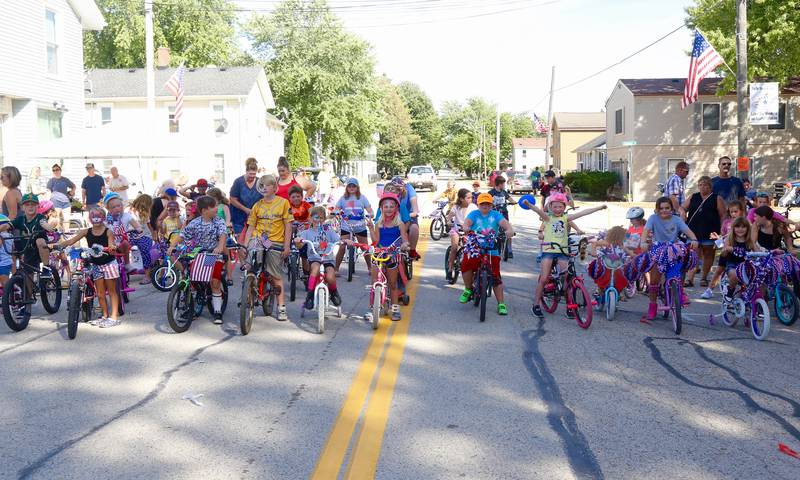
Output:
top-left (562, 171), bottom-right (620, 200)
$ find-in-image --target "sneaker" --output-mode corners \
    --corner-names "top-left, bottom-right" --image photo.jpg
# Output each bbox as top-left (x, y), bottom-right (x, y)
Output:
top-left (213, 312), bottom-right (223, 325)
top-left (497, 303), bottom-right (508, 315)
top-left (409, 249), bottom-right (421, 260)
top-left (330, 289), bottom-right (342, 307)
top-left (645, 302), bottom-right (657, 320)
top-left (700, 288), bottom-right (713, 299)
top-left (459, 289), bottom-right (473, 303)
top-left (89, 316), bottom-right (104, 326)
top-left (507, 251), bottom-right (514, 259)
top-left (364, 312), bottom-right (373, 323)
top-left (226, 279), bottom-right (233, 287)
top-left (391, 304), bottom-right (401, 321)
top-left (304, 292), bottom-right (314, 310)
top-left (99, 318), bottom-right (121, 328)
top-left (531, 304), bottom-right (544, 318)
top-left (277, 306), bottom-right (288, 321)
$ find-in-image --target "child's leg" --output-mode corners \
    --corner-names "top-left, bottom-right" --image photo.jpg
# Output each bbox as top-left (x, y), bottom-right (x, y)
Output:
top-left (334, 234), bottom-right (349, 270)
top-left (709, 263), bottom-right (723, 288)
top-left (648, 269), bottom-right (662, 303)
top-left (556, 258), bottom-right (569, 291)
top-left (95, 278), bottom-right (109, 317)
top-left (726, 269), bottom-right (738, 294)
top-left (324, 265), bottom-right (337, 290)
top-left (105, 278), bottom-right (119, 319)
top-left (307, 262), bottom-right (321, 290)
top-left (535, 257), bottom-right (554, 304)
top-left (35, 238), bottom-right (49, 266)
top-left (387, 267), bottom-right (400, 304)
top-left (448, 232), bottom-right (459, 270)
top-left (700, 245), bottom-right (715, 282)
top-left (210, 278), bottom-right (223, 315)
top-left (357, 234), bottom-right (370, 273)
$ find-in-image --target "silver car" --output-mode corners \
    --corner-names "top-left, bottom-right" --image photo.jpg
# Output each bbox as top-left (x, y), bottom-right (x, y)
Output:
top-left (510, 173), bottom-right (533, 193)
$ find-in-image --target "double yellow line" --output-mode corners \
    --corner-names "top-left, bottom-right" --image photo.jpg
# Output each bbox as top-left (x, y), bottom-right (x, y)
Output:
top-left (311, 233), bottom-right (429, 479)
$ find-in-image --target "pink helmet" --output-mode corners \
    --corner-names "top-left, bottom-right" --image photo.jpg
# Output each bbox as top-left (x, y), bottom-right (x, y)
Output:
top-left (547, 192), bottom-right (569, 206)
top-left (379, 192), bottom-right (400, 206)
top-left (37, 200), bottom-right (54, 214)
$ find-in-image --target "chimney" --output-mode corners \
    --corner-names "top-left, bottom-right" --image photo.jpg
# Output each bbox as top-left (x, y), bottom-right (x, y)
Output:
top-left (156, 47), bottom-right (170, 69)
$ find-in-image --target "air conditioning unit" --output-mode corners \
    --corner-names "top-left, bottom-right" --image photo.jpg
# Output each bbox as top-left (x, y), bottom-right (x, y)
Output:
top-left (0, 96), bottom-right (12, 116)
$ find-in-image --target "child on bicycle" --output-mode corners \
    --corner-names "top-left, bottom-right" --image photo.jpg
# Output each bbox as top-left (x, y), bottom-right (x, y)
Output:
top-left (705, 200), bottom-right (745, 298)
top-left (287, 185), bottom-right (312, 279)
top-left (207, 188), bottom-right (235, 285)
top-left (523, 193), bottom-right (607, 318)
top-left (445, 188), bottom-right (477, 280)
top-left (625, 207), bottom-right (646, 255)
top-left (0, 214), bottom-right (13, 286)
top-left (296, 206), bottom-right (341, 310)
top-left (588, 226), bottom-right (630, 300)
top-left (104, 192), bottom-right (144, 263)
top-left (0, 194), bottom-right (56, 279)
top-left (459, 193), bottom-right (514, 315)
top-left (50, 207), bottom-right (121, 327)
top-left (163, 200), bottom-right (184, 246)
top-left (244, 175), bottom-right (292, 321)
top-left (334, 178), bottom-right (373, 273)
top-left (171, 195), bottom-right (228, 323)
top-left (640, 196), bottom-right (699, 320)
top-left (488, 176), bottom-right (517, 258)
top-left (719, 216), bottom-right (758, 300)
top-left (367, 193), bottom-right (410, 321)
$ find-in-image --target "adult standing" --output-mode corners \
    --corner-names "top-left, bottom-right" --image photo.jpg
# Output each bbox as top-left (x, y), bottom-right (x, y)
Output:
top-left (81, 163), bottom-right (106, 209)
top-left (681, 175), bottom-right (725, 290)
top-left (1, 166), bottom-right (22, 219)
top-left (107, 166), bottom-right (130, 203)
top-left (276, 156), bottom-right (316, 200)
top-left (665, 161), bottom-right (689, 213)
top-left (530, 167), bottom-right (541, 195)
top-left (46, 163), bottom-right (76, 232)
top-left (316, 162), bottom-right (332, 204)
top-left (229, 157), bottom-right (262, 234)
top-left (711, 156), bottom-right (745, 205)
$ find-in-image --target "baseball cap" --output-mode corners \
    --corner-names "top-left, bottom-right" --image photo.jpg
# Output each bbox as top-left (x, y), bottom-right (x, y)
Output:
top-left (477, 193), bottom-right (494, 205)
top-left (346, 177), bottom-right (359, 186)
top-left (21, 193), bottom-right (39, 205)
top-left (472, 181), bottom-right (481, 187)
top-left (544, 170), bottom-right (556, 178)
top-left (197, 178), bottom-right (209, 187)
top-left (164, 188), bottom-right (178, 197)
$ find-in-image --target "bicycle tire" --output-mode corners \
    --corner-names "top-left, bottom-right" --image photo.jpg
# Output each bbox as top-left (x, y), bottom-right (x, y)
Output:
top-left (606, 289), bottom-right (617, 321)
top-left (3, 276), bottom-right (31, 331)
top-left (774, 284), bottom-right (798, 326)
top-left (317, 288), bottom-right (327, 334)
top-left (669, 281), bottom-right (682, 335)
top-left (150, 265), bottom-right (176, 292)
top-left (479, 269), bottom-right (489, 322)
top-left (571, 281), bottom-right (592, 329)
top-left (289, 260), bottom-right (297, 302)
top-left (451, 254), bottom-right (461, 285)
top-left (502, 236), bottom-right (509, 262)
top-left (541, 282), bottom-right (560, 313)
top-left (82, 294), bottom-right (94, 323)
top-left (430, 217), bottom-right (445, 241)
top-left (166, 283), bottom-right (193, 333)
top-left (239, 275), bottom-right (255, 335)
top-left (347, 245), bottom-right (355, 282)
top-left (115, 280), bottom-right (125, 316)
top-left (751, 298), bottom-right (770, 340)
top-left (372, 284), bottom-right (383, 330)
top-left (263, 277), bottom-right (275, 318)
top-left (67, 282), bottom-right (81, 340)
top-left (39, 269), bottom-right (62, 314)
top-left (404, 255), bottom-right (413, 281)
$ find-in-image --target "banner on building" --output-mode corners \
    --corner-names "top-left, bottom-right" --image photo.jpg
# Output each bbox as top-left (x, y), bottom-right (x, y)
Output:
top-left (750, 82), bottom-right (780, 125)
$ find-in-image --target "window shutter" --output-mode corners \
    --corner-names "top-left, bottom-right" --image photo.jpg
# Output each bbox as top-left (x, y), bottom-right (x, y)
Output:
top-left (693, 103), bottom-right (702, 133)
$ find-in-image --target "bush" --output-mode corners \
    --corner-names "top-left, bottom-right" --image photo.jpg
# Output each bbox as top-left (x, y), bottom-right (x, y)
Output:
top-left (563, 171), bottom-right (619, 200)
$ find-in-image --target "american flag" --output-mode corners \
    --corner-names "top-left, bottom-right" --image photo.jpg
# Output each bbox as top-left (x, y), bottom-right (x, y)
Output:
top-left (165, 65), bottom-right (186, 122)
top-left (682, 31), bottom-right (724, 109)
top-left (533, 113), bottom-right (549, 134)
top-left (190, 253), bottom-right (220, 283)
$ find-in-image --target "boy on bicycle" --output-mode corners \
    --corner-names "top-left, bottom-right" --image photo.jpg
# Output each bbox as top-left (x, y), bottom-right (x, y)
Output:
top-left (244, 175), bottom-right (292, 321)
top-left (459, 193), bottom-right (514, 315)
top-left (170, 195), bottom-right (228, 324)
top-left (488, 176), bottom-right (517, 258)
top-left (295, 206), bottom-right (341, 310)
top-left (0, 194), bottom-right (56, 278)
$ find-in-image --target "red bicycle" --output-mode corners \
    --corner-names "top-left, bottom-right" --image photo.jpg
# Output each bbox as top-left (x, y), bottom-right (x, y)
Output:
top-left (464, 231), bottom-right (497, 323)
top-left (539, 242), bottom-right (593, 329)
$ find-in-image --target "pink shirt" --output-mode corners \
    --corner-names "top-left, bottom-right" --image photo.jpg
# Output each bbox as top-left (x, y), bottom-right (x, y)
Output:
top-left (747, 208), bottom-right (787, 224)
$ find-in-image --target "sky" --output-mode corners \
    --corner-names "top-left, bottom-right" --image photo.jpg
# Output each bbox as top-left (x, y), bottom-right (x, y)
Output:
top-left (238, 0), bottom-right (699, 115)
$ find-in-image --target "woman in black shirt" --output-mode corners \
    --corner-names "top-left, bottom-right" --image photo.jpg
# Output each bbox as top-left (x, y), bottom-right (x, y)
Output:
top-left (681, 176), bottom-right (725, 287)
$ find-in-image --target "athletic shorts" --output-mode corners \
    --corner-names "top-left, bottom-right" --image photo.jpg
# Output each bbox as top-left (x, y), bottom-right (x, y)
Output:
top-left (264, 249), bottom-right (284, 279)
top-left (460, 253), bottom-right (502, 285)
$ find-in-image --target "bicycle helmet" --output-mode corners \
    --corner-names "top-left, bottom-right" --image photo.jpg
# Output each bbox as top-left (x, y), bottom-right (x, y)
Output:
top-left (37, 199), bottom-right (54, 215)
top-left (390, 176), bottom-right (405, 187)
top-left (0, 214), bottom-right (10, 226)
top-left (103, 192), bottom-right (121, 205)
top-left (626, 206), bottom-right (645, 219)
top-left (548, 192), bottom-right (569, 206)
top-left (379, 192), bottom-right (400, 207)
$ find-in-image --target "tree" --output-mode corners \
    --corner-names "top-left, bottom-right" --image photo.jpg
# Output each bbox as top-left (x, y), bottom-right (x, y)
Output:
top-left (376, 80), bottom-right (419, 175)
top-left (439, 98), bottom-right (496, 176)
top-left (246, 0), bottom-right (384, 166)
top-left (687, 0), bottom-right (800, 92)
top-left (288, 127), bottom-right (311, 170)
top-left (396, 82), bottom-right (444, 169)
top-left (84, 0), bottom-right (248, 68)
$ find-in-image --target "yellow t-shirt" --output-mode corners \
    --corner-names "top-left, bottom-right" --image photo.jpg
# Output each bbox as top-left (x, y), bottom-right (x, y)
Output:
top-left (248, 196), bottom-right (291, 242)
top-left (542, 213), bottom-right (569, 253)
top-left (164, 216), bottom-right (182, 246)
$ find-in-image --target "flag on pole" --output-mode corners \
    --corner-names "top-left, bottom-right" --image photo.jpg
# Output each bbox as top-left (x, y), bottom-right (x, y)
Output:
top-left (189, 253), bottom-right (221, 282)
top-left (682, 31), bottom-right (724, 109)
top-left (165, 65), bottom-right (186, 122)
top-left (533, 113), bottom-right (549, 134)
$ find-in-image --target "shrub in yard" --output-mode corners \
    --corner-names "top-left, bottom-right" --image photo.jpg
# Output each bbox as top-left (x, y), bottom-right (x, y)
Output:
top-left (563, 171), bottom-right (619, 200)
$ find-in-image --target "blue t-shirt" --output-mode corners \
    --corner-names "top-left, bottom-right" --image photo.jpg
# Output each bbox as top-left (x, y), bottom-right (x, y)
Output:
top-left (81, 175), bottom-right (105, 205)
top-left (466, 209), bottom-right (504, 256)
top-left (712, 176), bottom-right (744, 204)
top-left (374, 204), bottom-right (411, 224)
top-left (0, 232), bottom-right (12, 267)
top-left (336, 195), bottom-right (372, 233)
top-left (644, 214), bottom-right (691, 243)
top-left (401, 184), bottom-right (417, 213)
top-left (229, 176), bottom-right (262, 233)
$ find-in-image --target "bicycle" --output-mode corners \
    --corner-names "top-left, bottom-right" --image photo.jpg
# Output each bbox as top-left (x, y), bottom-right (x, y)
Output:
top-left (149, 237), bottom-right (178, 292)
top-left (238, 235), bottom-right (280, 335)
top-left (166, 247), bottom-right (229, 333)
top-left (465, 231), bottom-right (498, 322)
top-left (287, 221), bottom-right (310, 301)
top-left (358, 239), bottom-right (405, 330)
top-left (492, 196), bottom-right (514, 261)
top-left (298, 240), bottom-right (343, 334)
top-left (64, 245), bottom-right (105, 339)
top-left (715, 251), bottom-right (773, 340)
top-left (2, 234), bottom-right (62, 331)
top-left (428, 200), bottom-right (449, 241)
top-left (538, 241), bottom-right (592, 329)
top-left (765, 253), bottom-right (800, 326)
top-left (643, 241), bottom-right (696, 335)
top-left (336, 215), bottom-right (367, 283)
top-left (588, 247), bottom-right (628, 321)
top-left (444, 229), bottom-right (464, 285)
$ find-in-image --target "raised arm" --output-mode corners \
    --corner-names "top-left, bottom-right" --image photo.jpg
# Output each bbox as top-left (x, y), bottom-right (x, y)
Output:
top-left (567, 204), bottom-right (607, 222)
top-left (520, 198), bottom-right (548, 222)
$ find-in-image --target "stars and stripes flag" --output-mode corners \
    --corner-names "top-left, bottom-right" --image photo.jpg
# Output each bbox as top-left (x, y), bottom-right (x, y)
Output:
top-left (533, 113), bottom-right (549, 134)
top-left (189, 253), bottom-right (221, 282)
top-left (165, 65), bottom-right (186, 122)
top-left (682, 31), bottom-right (724, 109)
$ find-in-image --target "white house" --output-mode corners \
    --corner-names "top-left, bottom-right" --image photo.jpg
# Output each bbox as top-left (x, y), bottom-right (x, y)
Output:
top-left (511, 137), bottom-right (546, 173)
top-left (0, 0), bottom-right (105, 186)
top-left (74, 66), bottom-right (285, 193)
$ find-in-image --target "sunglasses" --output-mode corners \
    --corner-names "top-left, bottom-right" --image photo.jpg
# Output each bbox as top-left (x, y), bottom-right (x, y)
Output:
top-left (720, 163), bottom-right (732, 166)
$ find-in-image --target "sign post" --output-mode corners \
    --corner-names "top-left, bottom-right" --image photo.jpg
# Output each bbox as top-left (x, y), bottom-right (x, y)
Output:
top-left (622, 140), bottom-right (637, 200)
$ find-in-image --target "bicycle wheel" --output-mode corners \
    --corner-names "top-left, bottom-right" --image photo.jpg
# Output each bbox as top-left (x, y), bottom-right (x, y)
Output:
top-left (166, 284), bottom-right (194, 333)
top-left (289, 256), bottom-right (298, 302)
top-left (150, 265), bottom-right (176, 292)
top-left (119, 268), bottom-right (130, 304)
top-left (430, 217), bottom-right (445, 241)
top-left (82, 294), bottom-right (94, 323)
top-left (774, 284), bottom-right (798, 326)
top-left (39, 269), bottom-right (62, 314)
top-left (347, 245), bottom-right (356, 282)
top-left (404, 255), bottom-right (413, 281)
top-left (502, 236), bottom-right (509, 262)
top-left (451, 254), bottom-right (461, 285)
top-left (316, 288), bottom-right (327, 334)
top-left (115, 279), bottom-right (125, 316)
top-left (605, 289), bottom-right (617, 321)
top-left (751, 298), bottom-right (770, 340)
top-left (239, 275), bottom-right (255, 335)
top-left (570, 281), bottom-right (592, 329)
top-left (541, 282), bottom-right (560, 313)
top-left (372, 284), bottom-right (383, 330)
top-left (66, 283), bottom-right (81, 340)
top-left (262, 278), bottom-right (275, 318)
top-left (669, 281), bottom-right (682, 335)
top-left (3, 276), bottom-right (31, 331)
top-left (479, 269), bottom-right (489, 322)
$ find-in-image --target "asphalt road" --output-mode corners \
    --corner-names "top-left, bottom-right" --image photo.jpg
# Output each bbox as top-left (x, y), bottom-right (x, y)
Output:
top-left (2, 185), bottom-right (800, 480)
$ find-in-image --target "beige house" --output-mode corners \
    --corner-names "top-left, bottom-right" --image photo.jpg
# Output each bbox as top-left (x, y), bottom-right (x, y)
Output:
top-left (550, 112), bottom-right (605, 173)
top-left (605, 78), bottom-right (800, 202)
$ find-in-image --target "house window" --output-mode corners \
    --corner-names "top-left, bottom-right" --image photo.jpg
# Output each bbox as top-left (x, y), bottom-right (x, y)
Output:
top-left (615, 108), bottom-right (623, 135)
top-left (522, 149), bottom-right (527, 158)
top-left (101, 106), bottom-right (112, 125)
top-left (45, 10), bottom-right (58, 75)
top-left (702, 103), bottom-right (721, 131)
top-left (214, 154), bottom-right (225, 184)
top-left (768, 103), bottom-right (787, 130)
top-left (37, 109), bottom-right (62, 140)
top-left (212, 103), bottom-right (226, 133)
top-left (168, 106), bottom-right (179, 133)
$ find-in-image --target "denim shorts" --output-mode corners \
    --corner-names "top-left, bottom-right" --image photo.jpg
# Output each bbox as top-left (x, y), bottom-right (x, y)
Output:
top-left (540, 252), bottom-right (568, 262)
top-left (0, 264), bottom-right (11, 276)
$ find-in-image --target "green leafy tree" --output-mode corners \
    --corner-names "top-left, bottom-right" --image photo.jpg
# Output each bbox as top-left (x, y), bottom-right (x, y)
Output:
top-left (288, 127), bottom-right (311, 170)
top-left (687, 0), bottom-right (800, 92)
top-left (84, 0), bottom-right (248, 68)
top-left (246, 0), bottom-right (384, 166)
top-left (396, 82), bottom-right (444, 169)
top-left (377, 80), bottom-right (419, 175)
top-left (440, 98), bottom-right (496, 176)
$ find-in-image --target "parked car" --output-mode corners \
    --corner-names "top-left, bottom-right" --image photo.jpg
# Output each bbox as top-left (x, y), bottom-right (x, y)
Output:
top-left (407, 165), bottom-right (438, 191)
top-left (510, 173), bottom-right (533, 193)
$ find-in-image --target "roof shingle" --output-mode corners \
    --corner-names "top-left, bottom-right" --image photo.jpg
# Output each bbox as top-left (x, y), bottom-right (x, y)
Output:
top-left (512, 137), bottom-right (547, 149)
top-left (85, 67), bottom-right (264, 98)
top-left (553, 112), bottom-right (605, 130)
top-left (620, 77), bottom-right (800, 96)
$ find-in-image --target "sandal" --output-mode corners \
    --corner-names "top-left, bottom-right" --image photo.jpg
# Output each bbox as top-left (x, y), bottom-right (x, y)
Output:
top-left (683, 279), bottom-right (694, 288)
top-left (700, 279), bottom-right (709, 287)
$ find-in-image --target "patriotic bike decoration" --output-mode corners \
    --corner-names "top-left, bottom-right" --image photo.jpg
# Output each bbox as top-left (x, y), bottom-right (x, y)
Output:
top-left (189, 253), bottom-right (222, 283)
top-left (626, 242), bottom-right (697, 282)
top-left (464, 230), bottom-right (498, 259)
top-left (587, 245), bottom-right (628, 280)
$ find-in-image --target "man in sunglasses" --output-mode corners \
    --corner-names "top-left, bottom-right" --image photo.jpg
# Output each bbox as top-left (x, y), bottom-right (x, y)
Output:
top-left (711, 156), bottom-right (745, 205)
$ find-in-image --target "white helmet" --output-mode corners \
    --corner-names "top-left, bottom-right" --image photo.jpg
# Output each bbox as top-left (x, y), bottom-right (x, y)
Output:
top-left (626, 206), bottom-right (645, 219)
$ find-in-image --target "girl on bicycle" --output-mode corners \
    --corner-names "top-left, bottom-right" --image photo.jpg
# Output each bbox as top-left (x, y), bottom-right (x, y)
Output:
top-left (445, 188), bottom-right (476, 281)
top-left (162, 201), bottom-right (184, 246)
top-left (524, 193), bottom-right (607, 318)
top-left (640, 196), bottom-right (699, 320)
top-left (588, 226), bottom-right (630, 295)
top-left (751, 205), bottom-right (794, 254)
top-left (207, 188), bottom-right (235, 285)
top-left (368, 193), bottom-right (409, 321)
top-left (51, 207), bottom-right (121, 327)
top-left (296, 206), bottom-right (341, 310)
top-left (104, 193), bottom-right (143, 263)
top-left (720, 216), bottom-right (758, 300)
top-left (705, 200), bottom-right (745, 298)
top-left (334, 178), bottom-right (373, 274)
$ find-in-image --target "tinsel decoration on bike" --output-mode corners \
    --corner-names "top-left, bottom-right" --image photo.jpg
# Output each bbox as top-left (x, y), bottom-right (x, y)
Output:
top-left (587, 259), bottom-right (605, 280)
top-left (735, 256), bottom-right (776, 302)
top-left (464, 230), bottom-right (497, 259)
top-left (771, 253), bottom-right (800, 283)
top-left (623, 261), bottom-right (640, 283)
top-left (649, 242), bottom-right (697, 273)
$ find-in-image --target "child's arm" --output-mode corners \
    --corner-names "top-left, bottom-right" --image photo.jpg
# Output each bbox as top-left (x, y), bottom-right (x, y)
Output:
top-left (567, 204), bottom-right (607, 221)
top-left (568, 220), bottom-right (584, 235)
top-left (520, 198), bottom-right (548, 222)
top-left (499, 218), bottom-right (513, 238)
top-left (399, 222), bottom-right (410, 249)
top-left (214, 229), bottom-right (226, 255)
top-left (224, 205), bottom-right (232, 227)
top-left (53, 228), bottom-right (86, 248)
top-left (640, 227), bottom-right (651, 251)
top-left (282, 218), bottom-right (292, 257)
top-left (106, 228), bottom-right (117, 251)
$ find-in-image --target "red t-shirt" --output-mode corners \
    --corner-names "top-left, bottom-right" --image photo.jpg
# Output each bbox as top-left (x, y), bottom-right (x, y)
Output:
top-left (290, 201), bottom-right (311, 222)
top-left (277, 177), bottom-right (301, 199)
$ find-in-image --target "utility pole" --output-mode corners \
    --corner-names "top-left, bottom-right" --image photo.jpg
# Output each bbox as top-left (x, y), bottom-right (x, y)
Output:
top-left (544, 65), bottom-right (555, 171)
top-left (144, 1), bottom-right (155, 119)
top-left (495, 109), bottom-right (500, 171)
top-left (736, 0), bottom-right (748, 178)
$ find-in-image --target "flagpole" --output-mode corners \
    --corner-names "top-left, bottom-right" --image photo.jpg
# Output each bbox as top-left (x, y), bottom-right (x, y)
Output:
top-left (735, 0), bottom-right (749, 178)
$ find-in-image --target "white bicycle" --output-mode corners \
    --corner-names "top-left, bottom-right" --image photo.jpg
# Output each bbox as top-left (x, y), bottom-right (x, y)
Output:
top-left (298, 240), bottom-right (342, 334)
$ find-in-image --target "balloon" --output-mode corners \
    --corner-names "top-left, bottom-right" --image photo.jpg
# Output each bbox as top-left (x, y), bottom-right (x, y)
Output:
top-left (518, 194), bottom-right (536, 210)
